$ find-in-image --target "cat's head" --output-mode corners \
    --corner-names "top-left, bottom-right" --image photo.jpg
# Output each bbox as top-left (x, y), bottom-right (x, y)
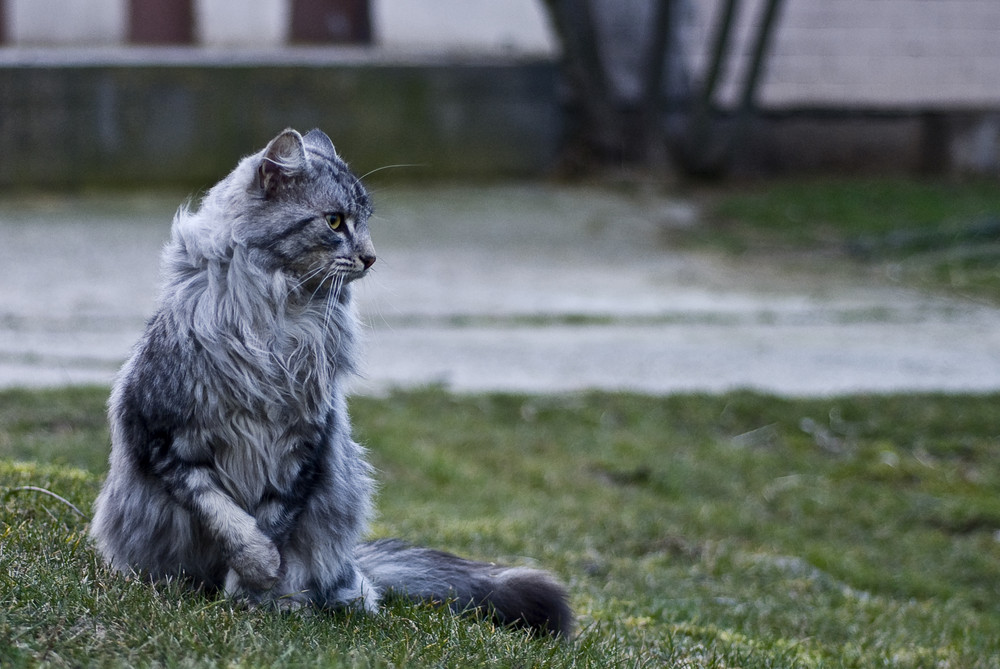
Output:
top-left (188, 128), bottom-right (375, 294)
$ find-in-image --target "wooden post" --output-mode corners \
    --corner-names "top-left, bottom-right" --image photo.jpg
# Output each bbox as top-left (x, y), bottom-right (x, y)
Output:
top-left (129, 0), bottom-right (194, 44)
top-left (291, 0), bottom-right (371, 44)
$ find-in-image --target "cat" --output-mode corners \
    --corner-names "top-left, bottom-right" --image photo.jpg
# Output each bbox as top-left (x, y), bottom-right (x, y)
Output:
top-left (89, 128), bottom-right (571, 637)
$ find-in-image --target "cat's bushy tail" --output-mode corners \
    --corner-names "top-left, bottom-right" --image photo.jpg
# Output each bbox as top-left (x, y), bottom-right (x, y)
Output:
top-left (356, 539), bottom-right (572, 637)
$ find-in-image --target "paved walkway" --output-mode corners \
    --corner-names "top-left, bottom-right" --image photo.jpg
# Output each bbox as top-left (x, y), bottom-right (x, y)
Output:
top-left (2, 184), bottom-right (1000, 396)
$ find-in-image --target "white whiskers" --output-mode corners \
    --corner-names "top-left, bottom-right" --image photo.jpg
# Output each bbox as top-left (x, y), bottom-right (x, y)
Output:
top-left (290, 266), bottom-right (328, 297)
top-left (324, 273), bottom-right (345, 331)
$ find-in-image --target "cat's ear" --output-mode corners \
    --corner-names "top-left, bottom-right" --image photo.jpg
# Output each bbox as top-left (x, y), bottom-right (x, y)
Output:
top-left (302, 128), bottom-right (338, 157)
top-left (257, 129), bottom-right (307, 196)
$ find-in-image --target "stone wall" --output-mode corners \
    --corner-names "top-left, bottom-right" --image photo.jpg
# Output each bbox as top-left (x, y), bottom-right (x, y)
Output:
top-left (0, 51), bottom-right (561, 188)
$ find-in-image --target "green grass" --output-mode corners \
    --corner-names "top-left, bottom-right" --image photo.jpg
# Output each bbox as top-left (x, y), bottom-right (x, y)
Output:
top-left (3, 387), bottom-right (1000, 667)
top-left (689, 177), bottom-right (1000, 302)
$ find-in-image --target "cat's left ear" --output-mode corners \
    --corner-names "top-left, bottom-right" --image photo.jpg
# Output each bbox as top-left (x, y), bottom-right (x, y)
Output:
top-left (303, 128), bottom-right (337, 156)
top-left (257, 129), bottom-right (307, 197)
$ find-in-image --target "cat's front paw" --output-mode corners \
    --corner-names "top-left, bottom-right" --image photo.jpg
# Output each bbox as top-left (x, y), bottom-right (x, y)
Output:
top-left (228, 537), bottom-right (281, 591)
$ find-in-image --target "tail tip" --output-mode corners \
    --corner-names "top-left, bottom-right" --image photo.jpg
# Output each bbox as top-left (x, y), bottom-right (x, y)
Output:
top-left (495, 567), bottom-right (573, 638)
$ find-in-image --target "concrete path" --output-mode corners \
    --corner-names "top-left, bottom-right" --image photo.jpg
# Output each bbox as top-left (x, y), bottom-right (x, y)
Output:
top-left (2, 184), bottom-right (1000, 396)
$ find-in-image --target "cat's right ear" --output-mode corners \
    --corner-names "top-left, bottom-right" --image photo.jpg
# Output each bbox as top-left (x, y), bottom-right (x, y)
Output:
top-left (257, 129), bottom-right (307, 197)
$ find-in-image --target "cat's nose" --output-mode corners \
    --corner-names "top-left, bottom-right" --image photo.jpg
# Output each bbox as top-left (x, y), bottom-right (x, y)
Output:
top-left (359, 254), bottom-right (376, 270)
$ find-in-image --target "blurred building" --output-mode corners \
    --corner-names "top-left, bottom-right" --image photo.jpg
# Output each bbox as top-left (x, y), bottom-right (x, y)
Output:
top-left (0, 0), bottom-right (998, 181)
top-left (686, 0), bottom-right (1000, 175)
top-left (0, 0), bottom-right (559, 188)
top-left (5, 0), bottom-right (997, 111)
top-left (590, 0), bottom-right (1000, 175)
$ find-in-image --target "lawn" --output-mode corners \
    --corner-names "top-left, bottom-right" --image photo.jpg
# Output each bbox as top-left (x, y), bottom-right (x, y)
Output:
top-left (689, 177), bottom-right (1000, 303)
top-left (2, 386), bottom-right (999, 667)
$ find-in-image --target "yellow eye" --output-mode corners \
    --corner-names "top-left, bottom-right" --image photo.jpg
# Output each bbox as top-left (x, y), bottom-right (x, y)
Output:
top-left (325, 213), bottom-right (344, 230)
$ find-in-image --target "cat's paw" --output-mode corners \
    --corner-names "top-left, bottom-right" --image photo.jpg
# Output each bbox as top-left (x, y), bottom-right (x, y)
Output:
top-left (318, 568), bottom-right (380, 613)
top-left (229, 537), bottom-right (281, 591)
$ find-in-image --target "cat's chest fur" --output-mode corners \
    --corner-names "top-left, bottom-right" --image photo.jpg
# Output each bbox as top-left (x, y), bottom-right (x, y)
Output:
top-left (174, 296), bottom-right (349, 510)
top-left (209, 419), bottom-right (317, 512)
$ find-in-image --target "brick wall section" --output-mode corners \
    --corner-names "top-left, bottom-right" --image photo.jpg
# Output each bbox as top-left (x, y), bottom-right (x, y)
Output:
top-left (685, 0), bottom-right (1000, 110)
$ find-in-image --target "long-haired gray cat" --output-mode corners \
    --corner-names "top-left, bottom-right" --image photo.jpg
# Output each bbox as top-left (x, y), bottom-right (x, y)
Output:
top-left (90, 128), bottom-right (571, 636)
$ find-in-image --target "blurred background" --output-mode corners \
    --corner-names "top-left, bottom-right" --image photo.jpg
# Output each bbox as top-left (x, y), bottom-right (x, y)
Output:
top-left (1, 0), bottom-right (999, 186)
top-left (2, 0), bottom-right (1000, 394)
top-left (6, 6), bottom-right (1000, 665)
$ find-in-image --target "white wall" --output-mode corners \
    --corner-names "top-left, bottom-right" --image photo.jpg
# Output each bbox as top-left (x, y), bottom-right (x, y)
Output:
top-left (195, 0), bottom-right (289, 47)
top-left (371, 0), bottom-right (556, 54)
top-left (7, 0), bottom-right (126, 45)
